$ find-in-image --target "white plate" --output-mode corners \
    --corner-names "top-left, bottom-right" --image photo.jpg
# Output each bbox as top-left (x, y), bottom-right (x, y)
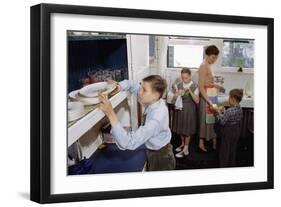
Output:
top-left (69, 90), bottom-right (100, 105)
top-left (79, 82), bottom-right (116, 98)
top-left (68, 102), bottom-right (85, 122)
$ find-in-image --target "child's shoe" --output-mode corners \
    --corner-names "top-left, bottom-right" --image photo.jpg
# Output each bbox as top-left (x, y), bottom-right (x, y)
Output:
top-left (183, 145), bottom-right (189, 156)
top-left (175, 151), bottom-right (184, 158)
top-left (175, 145), bottom-right (184, 152)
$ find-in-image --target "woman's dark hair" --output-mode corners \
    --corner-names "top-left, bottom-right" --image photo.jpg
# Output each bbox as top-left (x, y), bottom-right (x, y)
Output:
top-left (229, 89), bottom-right (244, 102)
top-left (142, 75), bottom-right (167, 98)
top-left (181, 67), bottom-right (191, 75)
top-left (205, 45), bottom-right (219, 56)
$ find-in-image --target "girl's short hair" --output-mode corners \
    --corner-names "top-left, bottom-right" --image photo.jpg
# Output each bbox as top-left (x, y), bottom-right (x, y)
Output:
top-left (142, 75), bottom-right (167, 98)
top-left (181, 68), bottom-right (191, 75)
top-left (229, 89), bottom-right (244, 102)
top-left (205, 45), bottom-right (220, 56)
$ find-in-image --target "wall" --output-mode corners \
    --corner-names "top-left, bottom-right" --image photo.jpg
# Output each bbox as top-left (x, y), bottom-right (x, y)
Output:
top-left (1, 0), bottom-right (280, 207)
top-left (221, 72), bottom-right (253, 94)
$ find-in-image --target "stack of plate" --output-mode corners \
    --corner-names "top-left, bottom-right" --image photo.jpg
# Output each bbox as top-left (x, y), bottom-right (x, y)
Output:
top-left (68, 102), bottom-right (85, 122)
top-left (68, 82), bottom-right (116, 105)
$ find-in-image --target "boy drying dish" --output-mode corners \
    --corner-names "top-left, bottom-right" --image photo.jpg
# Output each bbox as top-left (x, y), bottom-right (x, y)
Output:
top-left (98, 75), bottom-right (176, 171)
top-left (215, 89), bottom-right (243, 167)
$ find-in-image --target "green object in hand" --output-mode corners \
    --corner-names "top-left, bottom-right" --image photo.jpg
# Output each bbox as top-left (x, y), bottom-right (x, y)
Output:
top-left (206, 114), bottom-right (215, 124)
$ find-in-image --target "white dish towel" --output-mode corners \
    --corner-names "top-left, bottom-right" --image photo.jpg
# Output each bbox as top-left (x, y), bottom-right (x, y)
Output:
top-left (175, 95), bottom-right (183, 110)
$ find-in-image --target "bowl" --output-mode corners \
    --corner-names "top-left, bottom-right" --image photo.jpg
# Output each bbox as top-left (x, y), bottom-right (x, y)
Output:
top-left (69, 90), bottom-right (100, 105)
top-left (79, 82), bottom-right (116, 98)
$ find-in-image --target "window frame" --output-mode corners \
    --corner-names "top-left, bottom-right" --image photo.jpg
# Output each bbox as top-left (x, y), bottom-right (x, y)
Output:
top-left (166, 38), bottom-right (210, 69)
top-left (221, 39), bottom-right (255, 72)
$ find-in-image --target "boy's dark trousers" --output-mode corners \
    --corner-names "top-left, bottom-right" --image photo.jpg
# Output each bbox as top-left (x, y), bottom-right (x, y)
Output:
top-left (217, 124), bottom-right (241, 167)
top-left (146, 143), bottom-right (176, 171)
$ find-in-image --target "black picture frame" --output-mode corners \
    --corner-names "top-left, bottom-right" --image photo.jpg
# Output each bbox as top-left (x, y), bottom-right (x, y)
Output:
top-left (30, 3), bottom-right (274, 204)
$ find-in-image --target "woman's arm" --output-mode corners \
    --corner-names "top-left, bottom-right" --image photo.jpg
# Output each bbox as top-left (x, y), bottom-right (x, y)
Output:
top-left (199, 66), bottom-right (212, 105)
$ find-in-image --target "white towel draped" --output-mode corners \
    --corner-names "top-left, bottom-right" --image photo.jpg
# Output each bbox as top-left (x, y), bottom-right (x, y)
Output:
top-left (175, 95), bottom-right (183, 110)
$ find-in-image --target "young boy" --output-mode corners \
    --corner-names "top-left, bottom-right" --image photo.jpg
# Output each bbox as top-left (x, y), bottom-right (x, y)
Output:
top-left (215, 89), bottom-right (243, 167)
top-left (98, 75), bottom-right (176, 171)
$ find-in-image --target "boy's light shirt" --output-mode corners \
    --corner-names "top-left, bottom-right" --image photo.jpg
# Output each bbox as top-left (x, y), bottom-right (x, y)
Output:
top-left (111, 80), bottom-right (171, 150)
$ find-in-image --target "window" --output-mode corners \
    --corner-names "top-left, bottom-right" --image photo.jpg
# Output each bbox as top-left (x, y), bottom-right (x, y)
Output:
top-left (167, 44), bottom-right (204, 68)
top-left (222, 40), bottom-right (254, 69)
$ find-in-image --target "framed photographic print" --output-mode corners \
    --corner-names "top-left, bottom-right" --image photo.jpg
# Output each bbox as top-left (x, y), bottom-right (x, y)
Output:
top-left (30, 3), bottom-right (274, 203)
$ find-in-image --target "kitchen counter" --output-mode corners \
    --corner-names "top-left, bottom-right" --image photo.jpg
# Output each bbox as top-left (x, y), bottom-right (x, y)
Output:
top-left (167, 93), bottom-right (254, 108)
top-left (217, 95), bottom-right (254, 108)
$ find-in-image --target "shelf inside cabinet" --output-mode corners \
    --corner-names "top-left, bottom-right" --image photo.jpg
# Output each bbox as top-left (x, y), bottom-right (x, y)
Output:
top-left (68, 91), bottom-right (130, 147)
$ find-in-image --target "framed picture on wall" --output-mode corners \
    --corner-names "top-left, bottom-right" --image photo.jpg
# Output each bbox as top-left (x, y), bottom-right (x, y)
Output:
top-left (30, 3), bottom-right (274, 203)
